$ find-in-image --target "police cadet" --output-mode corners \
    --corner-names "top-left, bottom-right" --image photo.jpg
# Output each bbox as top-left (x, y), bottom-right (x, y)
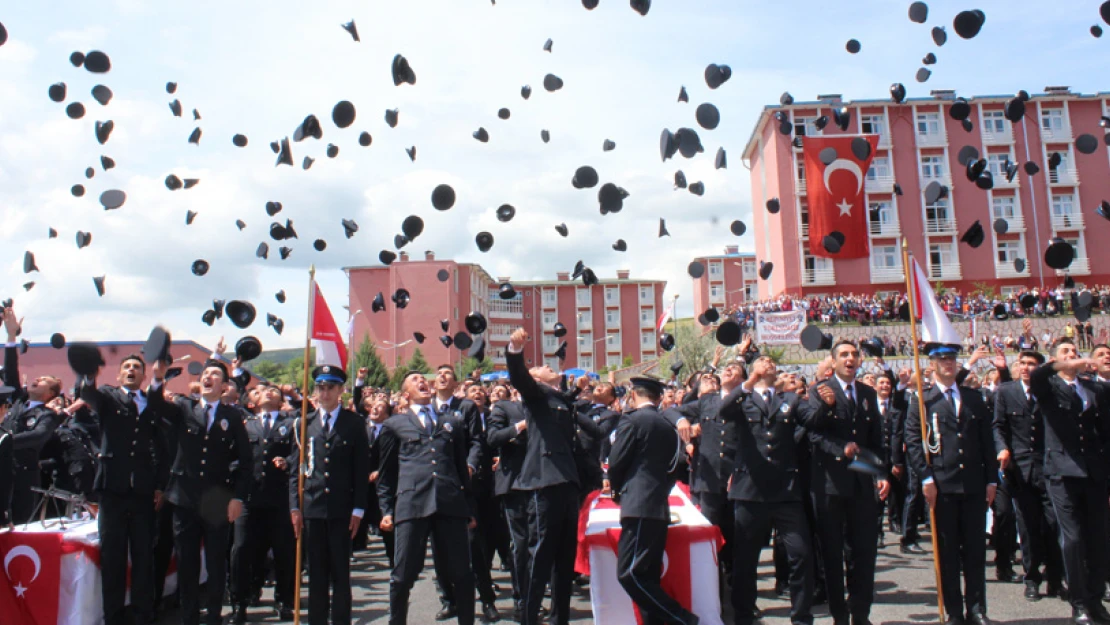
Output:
top-left (78, 349), bottom-right (165, 625)
top-left (288, 365), bottom-right (370, 625)
top-left (231, 382), bottom-right (296, 623)
top-left (992, 350), bottom-right (1064, 601)
top-left (3, 307), bottom-right (62, 523)
top-left (486, 386), bottom-right (529, 621)
top-left (0, 385), bottom-right (15, 526)
top-left (148, 357), bottom-right (251, 625)
top-left (377, 370), bottom-right (474, 625)
top-left (805, 339), bottom-right (889, 625)
top-left (724, 356), bottom-right (830, 625)
top-left (905, 344), bottom-right (998, 625)
top-left (608, 375), bottom-right (698, 625)
top-left (1029, 340), bottom-right (1110, 625)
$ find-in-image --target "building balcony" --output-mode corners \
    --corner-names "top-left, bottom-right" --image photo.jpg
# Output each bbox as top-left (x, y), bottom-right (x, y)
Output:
top-left (916, 132), bottom-right (947, 147)
top-left (996, 263), bottom-right (1028, 279)
top-left (803, 267), bottom-right (836, 286)
top-left (929, 263), bottom-right (962, 280)
top-left (490, 355), bottom-right (507, 366)
top-left (576, 299), bottom-right (591, 309)
top-left (920, 172), bottom-right (952, 189)
top-left (865, 175), bottom-right (895, 194)
top-left (577, 321), bottom-right (592, 333)
top-left (876, 133), bottom-right (892, 149)
top-left (796, 178), bottom-right (807, 194)
top-left (992, 173), bottom-right (1019, 189)
top-left (543, 343), bottom-right (559, 355)
top-left (541, 301), bottom-right (557, 311)
top-left (605, 320), bottom-right (620, 331)
top-left (925, 217), bottom-right (958, 235)
top-left (1041, 124), bottom-right (1072, 143)
top-left (1057, 258), bottom-right (1090, 276)
top-left (870, 266), bottom-right (905, 283)
top-left (640, 317), bottom-right (654, 329)
top-left (488, 310), bottom-right (523, 320)
top-left (542, 320), bottom-right (557, 332)
top-left (1048, 167), bottom-right (1078, 186)
top-left (982, 127), bottom-right (1013, 145)
top-left (993, 213), bottom-right (1025, 232)
top-left (490, 330), bottom-right (511, 342)
top-left (1050, 213), bottom-right (1084, 231)
top-left (799, 222), bottom-right (809, 239)
top-left (869, 220), bottom-right (901, 238)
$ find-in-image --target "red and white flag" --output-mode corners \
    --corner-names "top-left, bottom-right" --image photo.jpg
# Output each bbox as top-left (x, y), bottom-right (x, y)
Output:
top-left (909, 257), bottom-right (962, 345)
top-left (312, 282), bottom-right (348, 371)
top-left (0, 531), bottom-right (65, 625)
top-left (802, 135), bottom-right (879, 259)
top-left (657, 299), bottom-right (675, 334)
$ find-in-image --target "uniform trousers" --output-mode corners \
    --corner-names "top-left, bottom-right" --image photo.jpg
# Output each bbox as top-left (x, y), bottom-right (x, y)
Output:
top-left (389, 514), bottom-right (474, 625)
top-left (173, 505), bottom-right (230, 625)
top-left (990, 481), bottom-right (1018, 574)
top-left (733, 501), bottom-right (813, 625)
top-left (1009, 472), bottom-right (1063, 587)
top-left (1046, 476), bottom-right (1109, 610)
top-left (934, 493), bottom-right (989, 619)
top-left (99, 492), bottom-right (155, 625)
top-left (616, 517), bottom-right (699, 625)
top-left (694, 490), bottom-right (734, 577)
top-left (521, 483), bottom-right (578, 625)
top-left (304, 517), bottom-right (354, 625)
top-left (231, 505), bottom-right (295, 608)
top-left (502, 491), bottom-right (532, 609)
top-left (812, 492), bottom-right (879, 621)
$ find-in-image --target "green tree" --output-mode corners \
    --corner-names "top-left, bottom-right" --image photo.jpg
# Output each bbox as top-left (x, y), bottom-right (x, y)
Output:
top-left (458, 356), bottom-right (493, 380)
top-left (388, 348), bottom-right (434, 391)
top-left (349, 337), bottom-right (390, 387)
top-left (971, 281), bottom-right (999, 302)
top-left (622, 355), bottom-right (634, 368)
top-left (250, 360), bottom-right (286, 383)
top-left (658, 321), bottom-right (719, 382)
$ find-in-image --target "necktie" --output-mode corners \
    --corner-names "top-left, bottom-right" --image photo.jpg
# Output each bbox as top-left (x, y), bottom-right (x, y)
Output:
top-left (845, 384), bottom-right (856, 408)
top-left (424, 408), bottom-right (436, 435)
top-left (762, 390), bottom-right (772, 405)
top-left (946, 388), bottom-right (957, 411)
top-left (1069, 383), bottom-right (1083, 409)
top-left (882, 400), bottom-right (889, 416)
top-left (322, 414), bottom-right (330, 435)
top-left (206, 404), bottom-right (215, 431)
top-left (264, 415), bottom-right (272, 438)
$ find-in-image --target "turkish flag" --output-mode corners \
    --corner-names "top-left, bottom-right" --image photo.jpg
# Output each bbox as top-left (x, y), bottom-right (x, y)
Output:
top-left (0, 531), bottom-right (64, 625)
top-left (803, 135), bottom-right (878, 259)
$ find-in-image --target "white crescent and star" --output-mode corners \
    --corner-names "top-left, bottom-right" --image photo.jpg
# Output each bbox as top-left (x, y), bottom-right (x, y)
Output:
top-left (823, 158), bottom-right (864, 217)
top-left (4, 545), bottom-right (42, 597)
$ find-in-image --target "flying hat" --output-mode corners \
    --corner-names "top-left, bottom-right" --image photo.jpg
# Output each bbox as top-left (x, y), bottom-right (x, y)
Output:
top-left (674, 128), bottom-right (704, 158)
top-left (496, 204), bottom-right (516, 222)
top-left (845, 39), bottom-right (861, 54)
top-left (475, 232), bottom-right (494, 252)
top-left (142, 326), bottom-right (172, 364)
top-left (413, 332), bottom-right (426, 344)
top-left (960, 221), bottom-right (985, 248)
top-left (758, 261), bottom-right (774, 280)
top-left (659, 218), bottom-right (670, 237)
top-left (554, 341), bottom-right (568, 361)
top-left (392, 288), bottom-right (411, 309)
top-left (704, 307), bottom-right (720, 324)
top-left (543, 74), bottom-right (564, 92)
top-left (677, 86), bottom-right (688, 103)
top-left (766, 198), bottom-right (781, 214)
top-left (67, 342), bottom-right (106, 377)
top-left (50, 333), bottom-right (66, 350)
top-left (235, 336), bottom-right (262, 362)
top-left (499, 283), bottom-right (517, 299)
top-left (695, 103), bottom-right (720, 130)
top-left (602, 139), bottom-right (616, 152)
top-left (704, 64), bottom-right (732, 89)
top-left (730, 220), bottom-right (746, 236)
top-left (465, 312), bottom-right (487, 335)
top-left (1014, 258), bottom-right (1026, 273)
top-left (688, 182), bottom-right (705, 196)
top-left (952, 9), bottom-right (986, 39)
top-left (659, 334), bottom-right (675, 351)
top-left (598, 183), bottom-right (628, 213)
top-left (92, 276), bottom-right (106, 297)
top-left (1044, 238), bottom-right (1075, 270)
top-left (612, 239), bottom-right (627, 252)
top-left (225, 301), bottom-right (256, 329)
top-left (275, 290), bottom-right (286, 304)
top-left (924, 181), bottom-right (948, 205)
top-left (437, 269), bottom-right (450, 282)
top-left (1076, 134), bottom-right (1099, 155)
top-left (890, 83), bottom-right (907, 104)
top-left (848, 447), bottom-right (887, 478)
top-left (555, 223), bottom-right (569, 237)
top-left (453, 332), bottom-right (473, 350)
top-left (572, 166), bottom-right (599, 189)
top-left (800, 325), bottom-right (832, 352)
top-left (714, 148), bottom-right (727, 169)
top-left (688, 261), bottom-right (705, 279)
top-left (401, 215), bottom-right (424, 239)
top-left (553, 322), bottom-right (567, 338)
top-left (379, 250), bottom-right (395, 265)
top-left (993, 303), bottom-right (1009, 320)
top-left (716, 320), bottom-right (742, 346)
top-left (191, 259), bottom-right (210, 276)
top-left (473, 127), bottom-right (490, 143)
top-left (468, 335), bottom-right (486, 361)
top-left (674, 171), bottom-right (687, 189)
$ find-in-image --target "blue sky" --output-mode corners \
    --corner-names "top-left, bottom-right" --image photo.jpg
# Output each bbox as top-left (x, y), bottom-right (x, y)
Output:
top-left (0, 0), bottom-right (1105, 350)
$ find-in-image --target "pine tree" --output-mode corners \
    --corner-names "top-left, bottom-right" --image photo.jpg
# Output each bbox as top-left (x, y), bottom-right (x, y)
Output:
top-left (349, 336), bottom-right (390, 388)
top-left (407, 348), bottom-right (432, 375)
top-left (457, 356), bottom-right (494, 380)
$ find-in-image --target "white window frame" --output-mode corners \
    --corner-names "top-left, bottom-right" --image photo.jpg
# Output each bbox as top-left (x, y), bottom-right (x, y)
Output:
top-left (920, 154), bottom-right (945, 179)
top-left (579, 355), bottom-right (594, 372)
top-left (640, 330), bottom-right (654, 348)
top-left (916, 112), bottom-right (941, 136)
top-left (992, 196), bottom-right (1016, 220)
top-left (871, 245), bottom-right (899, 269)
top-left (542, 289), bottom-right (557, 307)
top-left (576, 288), bottom-right (591, 307)
top-left (543, 334), bottom-right (558, 350)
top-left (606, 332), bottom-right (621, 348)
top-left (929, 242), bottom-right (956, 266)
top-left (639, 307), bottom-right (654, 324)
top-left (604, 287), bottom-right (619, 305)
top-left (996, 240), bottom-right (1020, 264)
top-left (982, 110), bottom-right (1007, 135)
top-left (606, 353), bottom-right (622, 368)
top-left (708, 261), bottom-right (723, 278)
top-left (709, 284), bottom-right (723, 300)
top-left (986, 153), bottom-right (1011, 178)
top-left (861, 114), bottom-right (886, 140)
top-left (867, 155), bottom-right (891, 180)
top-left (793, 116), bottom-right (818, 137)
top-left (605, 309), bottom-right (620, 327)
top-left (639, 286), bottom-right (652, 302)
top-left (1051, 193), bottom-right (1075, 217)
top-left (1041, 108), bottom-right (1065, 132)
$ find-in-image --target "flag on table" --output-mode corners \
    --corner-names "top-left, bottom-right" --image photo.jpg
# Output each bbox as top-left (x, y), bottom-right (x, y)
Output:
top-left (909, 257), bottom-right (963, 345)
top-left (311, 281), bottom-right (348, 371)
top-left (802, 135), bottom-right (879, 259)
top-left (0, 531), bottom-right (65, 625)
top-left (657, 298), bottom-right (675, 333)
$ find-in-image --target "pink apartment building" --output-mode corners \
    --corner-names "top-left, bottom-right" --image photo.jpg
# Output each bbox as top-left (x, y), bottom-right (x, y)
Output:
top-left (690, 246), bottom-right (760, 315)
top-left (741, 87), bottom-right (1110, 299)
top-left (345, 251), bottom-right (667, 372)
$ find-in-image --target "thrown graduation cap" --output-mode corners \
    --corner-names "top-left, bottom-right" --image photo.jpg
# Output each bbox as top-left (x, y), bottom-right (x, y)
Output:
top-left (949, 98), bottom-right (971, 121)
top-left (554, 340), bottom-right (569, 361)
top-left (275, 137), bottom-right (294, 166)
top-left (675, 127), bottom-right (704, 158)
top-left (833, 107), bottom-right (851, 131)
top-left (341, 19), bottom-right (360, 41)
top-left (730, 220), bottom-right (746, 236)
top-left (714, 148), bottom-right (727, 170)
top-left (48, 83), bottom-right (67, 103)
top-left (758, 261), bottom-right (773, 280)
top-left (226, 301), bottom-right (256, 329)
top-left (993, 303), bottom-right (1009, 321)
top-left (342, 218), bottom-right (359, 239)
top-left (431, 184), bottom-right (456, 210)
top-left (704, 307), bottom-right (720, 324)
top-left (268, 315), bottom-right (284, 335)
top-left (1064, 275), bottom-right (1076, 290)
top-left (677, 86), bottom-right (689, 103)
top-left (394, 234), bottom-right (409, 249)
top-left (1024, 161), bottom-right (1040, 176)
top-left (953, 9), bottom-right (986, 39)
top-left (191, 259), bottom-right (209, 276)
top-left (658, 218), bottom-right (670, 237)
top-left (845, 39), bottom-right (861, 54)
top-left (440, 319), bottom-right (451, 332)
top-left (188, 127), bottom-right (202, 145)
top-left (235, 336), bottom-right (262, 362)
top-left (1076, 134), bottom-right (1099, 155)
top-left (466, 312), bottom-right (488, 335)
top-left (67, 342), bottom-right (106, 377)
top-left (540, 130), bottom-right (550, 144)
top-left (908, 1), bottom-right (928, 23)
top-left (66, 102), bottom-right (86, 119)
top-left (392, 289), bottom-right (411, 309)
top-left (848, 447), bottom-right (887, 478)
top-left (49, 333), bottom-right (66, 350)
top-left (201, 310), bottom-right (217, 326)
top-left (704, 64), bottom-right (731, 89)
top-left (688, 182), bottom-right (705, 196)
top-left (800, 325), bottom-right (832, 352)
top-left (696, 103), bottom-right (720, 130)
top-left (472, 127), bottom-right (490, 143)
top-left (766, 198), bottom-right (781, 214)
top-left (688, 261), bottom-right (705, 279)
top-left (256, 242), bottom-right (270, 259)
top-left (961, 221), bottom-right (985, 248)
top-left (932, 26), bottom-right (947, 47)
top-left (659, 333), bottom-right (675, 352)
top-left (313, 239), bottom-right (327, 252)
top-left (83, 50), bottom-right (111, 73)
top-left (581, 268), bottom-right (599, 286)
top-left (660, 129), bottom-right (678, 161)
top-left (572, 166), bottom-right (599, 189)
top-left (965, 158), bottom-right (987, 182)
top-left (521, 85), bottom-right (532, 100)
top-left (76, 230), bottom-right (93, 249)
top-left (437, 269), bottom-right (450, 282)
top-left (391, 54), bottom-right (417, 86)
top-left (95, 120), bottom-right (115, 144)
top-left (402, 215), bottom-right (424, 239)
top-left (91, 84), bottom-right (112, 106)
top-left (859, 336), bottom-right (885, 358)
top-left (1096, 200), bottom-right (1110, 221)
top-left (602, 139), bottom-right (616, 152)
top-left (475, 232), bottom-right (494, 252)
top-left (1048, 152), bottom-right (1062, 170)
top-left (413, 332), bottom-right (426, 344)
top-left (371, 292), bottom-right (386, 313)
top-left (916, 68), bottom-right (931, 83)
top-left (231, 133), bottom-right (248, 147)
top-left (598, 183), bottom-right (627, 213)
top-left (993, 218), bottom-right (1009, 235)
top-left (822, 233), bottom-right (844, 254)
top-left (923, 52), bottom-right (937, 65)
top-left (186, 210), bottom-right (198, 225)
top-left (1013, 258), bottom-right (1026, 274)
top-left (279, 247), bottom-right (292, 260)
top-left (923, 181), bottom-right (948, 205)
top-left (379, 250), bottom-right (396, 265)
top-left (101, 155), bottom-right (115, 171)
top-left (554, 222), bottom-right (569, 237)
top-left (440, 335), bottom-right (453, 348)
top-left (142, 326), bottom-right (172, 364)
top-left (1045, 238), bottom-right (1075, 270)
top-left (956, 145), bottom-right (980, 166)
top-left (850, 137), bottom-right (871, 161)
top-left (890, 83), bottom-right (907, 104)
top-left (716, 320), bottom-right (742, 346)
top-left (357, 132), bottom-right (372, 147)
top-left (673, 171), bottom-right (687, 189)
top-left (23, 251), bottom-right (38, 273)
top-left (543, 74), bottom-right (564, 92)
top-left (1019, 292), bottom-right (1036, 309)
top-left (406, 146), bottom-right (417, 161)
top-left (974, 170), bottom-right (993, 190)
top-left (612, 239), bottom-right (627, 252)
top-left (453, 332), bottom-right (473, 351)
top-left (265, 201), bottom-right (283, 217)
top-left (100, 189), bottom-right (126, 210)
top-left (496, 204), bottom-right (516, 222)
top-left (1004, 97), bottom-right (1025, 123)
top-left (497, 108), bottom-right (511, 120)
top-left (331, 100), bottom-right (356, 128)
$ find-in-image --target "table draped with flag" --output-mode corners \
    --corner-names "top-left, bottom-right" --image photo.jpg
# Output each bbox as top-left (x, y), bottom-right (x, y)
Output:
top-left (575, 484), bottom-right (725, 625)
top-left (802, 135), bottom-right (879, 259)
top-left (0, 517), bottom-right (196, 625)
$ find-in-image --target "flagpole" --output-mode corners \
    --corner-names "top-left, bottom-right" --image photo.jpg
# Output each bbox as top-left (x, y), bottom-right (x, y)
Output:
top-left (293, 265), bottom-right (316, 624)
top-left (902, 240), bottom-right (945, 624)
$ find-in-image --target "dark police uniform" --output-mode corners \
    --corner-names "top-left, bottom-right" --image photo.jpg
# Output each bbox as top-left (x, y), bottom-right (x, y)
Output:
top-left (805, 376), bottom-right (885, 625)
top-left (608, 396), bottom-right (697, 625)
top-left (486, 399), bottom-right (529, 617)
top-left (723, 385), bottom-right (818, 625)
top-left (0, 427), bottom-right (12, 526)
top-left (992, 379), bottom-right (1063, 597)
top-left (4, 343), bottom-right (60, 524)
top-left (505, 349), bottom-right (580, 625)
top-left (289, 392), bottom-right (371, 625)
top-left (231, 410), bottom-right (296, 618)
top-left (1029, 363), bottom-right (1110, 621)
top-left (148, 386), bottom-right (251, 625)
top-left (80, 381), bottom-right (165, 625)
top-left (364, 419), bottom-right (395, 567)
top-left (905, 380), bottom-right (997, 623)
top-left (377, 402), bottom-right (474, 625)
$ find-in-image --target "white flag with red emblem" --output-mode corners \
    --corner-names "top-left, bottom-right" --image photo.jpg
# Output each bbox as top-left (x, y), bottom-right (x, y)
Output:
top-left (657, 299), bottom-right (675, 334)
top-left (909, 257), bottom-right (962, 345)
top-left (311, 281), bottom-right (348, 371)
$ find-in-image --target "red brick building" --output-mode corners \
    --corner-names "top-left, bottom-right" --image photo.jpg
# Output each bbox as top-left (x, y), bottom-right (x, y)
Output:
top-left (9, 340), bottom-right (214, 395)
top-left (690, 246), bottom-right (760, 316)
top-left (345, 251), bottom-right (667, 372)
top-left (742, 87), bottom-right (1110, 299)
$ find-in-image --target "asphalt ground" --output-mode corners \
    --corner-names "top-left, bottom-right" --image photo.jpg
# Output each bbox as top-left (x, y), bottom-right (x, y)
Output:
top-left (156, 525), bottom-right (1076, 625)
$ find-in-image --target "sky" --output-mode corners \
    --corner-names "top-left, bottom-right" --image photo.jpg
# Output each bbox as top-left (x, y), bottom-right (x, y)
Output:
top-left (0, 0), bottom-right (1107, 351)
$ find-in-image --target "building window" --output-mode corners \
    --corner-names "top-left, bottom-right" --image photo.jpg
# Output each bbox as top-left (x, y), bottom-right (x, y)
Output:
top-left (793, 116), bottom-right (817, 137)
top-left (542, 290), bottom-right (557, 307)
top-left (742, 262), bottom-right (756, 279)
top-left (577, 311), bottom-right (590, 326)
top-left (709, 285), bottom-right (723, 300)
top-left (639, 286), bottom-right (652, 303)
top-left (982, 110), bottom-right (1007, 135)
top-left (916, 112), bottom-right (941, 137)
top-left (1062, 237), bottom-right (1082, 257)
top-left (640, 307), bottom-right (654, 325)
top-left (606, 332), bottom-right (621, 348)
top-left (708, 262), bottom-right (723, 278)
top-left (796, 158), bottom-right (806, 182)
top-left (920, 155), bottom-right (945, 179)
top-left (1051, 193), bottom-right (1075, 216)
top-left (869, 201), bottom-right (894, 233)
top-left (606, 353), bottom-right (622, 368)
top-left (992, 196), bottom-right (1016, 220)
top-left (866, 156), bottom-right (891, 180)
top-left (1041, 108), bottom-right (1065, 133)
top-left (604, 287), bottom-right (618, 305)
top-left (744, 284), bottom-right (755, 300)
top-left (543, 334), bottom-right (558, 350)
top-left (996, 240), bottom-right (1020, 264)
top-left (872, 245), bottom-right (899, 269)
top-left (800, 203), bottom-right (809, 235)
top-left (861, 114), bottom-right (886, 141)
top-left (579, 356), bottom-right (594, 372)
top-left (605, 309), bottom-right (619, 327)
top-left (640, 329), bottom-right (654, 347)
top-left (986, 153), bottom-right (1012, 178)
top-left (928, 242), bottom-right (956, 273)
top-left (545, 357), bottom-right (560, 370)
top-left (576, 288), bottom-right (591, 307)
top-left (542, 311), bottom-right (557, 327)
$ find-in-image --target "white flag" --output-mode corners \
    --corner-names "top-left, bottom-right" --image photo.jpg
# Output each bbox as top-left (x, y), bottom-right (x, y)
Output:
top-left (909, 258), bottom-right (962, 345)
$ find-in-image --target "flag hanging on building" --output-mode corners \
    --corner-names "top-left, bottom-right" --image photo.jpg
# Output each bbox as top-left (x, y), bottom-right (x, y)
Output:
top-left (909, 257), bottom-right (963, 345)
top-left (657, 298), bottom-right (675, 334)
top-left (312, 282), bottom-right (348, 371)
top-left (802, 135), bottom-right (879, 259)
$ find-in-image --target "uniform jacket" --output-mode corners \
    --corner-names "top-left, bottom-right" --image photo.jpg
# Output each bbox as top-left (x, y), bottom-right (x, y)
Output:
top-left (0, 430), bottom-right (12, 524)
top-left (722, 387), bottom-right (813, 502)
top-left (1028, 364), bottom-right (1110, 481)
top-left (244, 411), bottom-right (295, 508)
top-left (376, 405), bottom-right (471, 523)
top-left (487, 400), bottom-right (528, 497)
top-left (805, 378), bottom-right (881, 497)
top-left (288, 407), bottom-right (370, 520)
top-left (607, 405), bottom-right (683, 521)
top-left (992, 381), bottom-right (1046, 486)
top-left (505, 351), bottom-right (579, 491)
top-left (905, 384), bottom-right (998, 495)
top-left (676, 390), bottom-right (739, 494)
top-left (3, 346), bottom-right (61, 475)
top-left (79, 383), bottom-right (164, 497)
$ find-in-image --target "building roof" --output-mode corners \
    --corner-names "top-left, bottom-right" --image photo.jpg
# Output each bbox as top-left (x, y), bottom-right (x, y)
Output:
top-left (342, 260), bottom-right (663, 288)
top-left (695, 252), bottom-right (757, 261)
top-left (508, 278), bottom-right (667, 287)
top-left (342, 260), bottom-right (495, 285)
top-left (741, 89), bottom-right (1110, 162)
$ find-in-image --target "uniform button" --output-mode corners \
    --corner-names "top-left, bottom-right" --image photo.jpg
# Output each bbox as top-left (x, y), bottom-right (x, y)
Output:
top-left (134, 428), bottom-right (139, 433)
top-left (200, 471), bottom-right (205, 477)
top-left (720, 441), bottom-right (725, 446)
top-left (959, 463), bottom-right (965, 469)
top-left (719, 453), bottom-right (725, 458)
top-left (431, 448), bottom-right (436, 453)
top-left (766, 444), bottom-right (772, 449)
top-left (201, 459), bottom-right (206, 465)
top-left (852, 430), bottom-right (857, 435)
top-left (130, 452), bottom-right (135, 457)
top-left (432, 472), bottom-right (438, 476)
top-left (957, 434), bottom-right (962, 439)
top-left (324, 457), bottom-right (329, 463)
top-left (432, 460), bottom-right (437, 465)
top-left (325, 488), bottom-right (330, 494)
top-left (202, 447), bottom-right (207, 453)
top-left (325, 472), bottom-right (330, 478)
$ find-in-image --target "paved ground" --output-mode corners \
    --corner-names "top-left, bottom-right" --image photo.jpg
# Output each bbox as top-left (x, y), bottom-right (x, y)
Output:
top-left (158, 528), bottom-right (1076, 624)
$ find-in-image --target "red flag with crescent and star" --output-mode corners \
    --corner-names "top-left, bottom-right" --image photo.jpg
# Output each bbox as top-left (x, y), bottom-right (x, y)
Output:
top-left (0, 531), bottom-right (65, 625)
top-left (802, 135), bottom-right (879, 259)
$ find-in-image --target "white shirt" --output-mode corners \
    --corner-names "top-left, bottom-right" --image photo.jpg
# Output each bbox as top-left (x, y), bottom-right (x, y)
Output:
top-left (1065, 380), bottom-right (1090, 411)
top-left (201, 401), bottom-right (219, 431)
top-left (414, 404), bottom-right (436, 430)
top-left (320, 407), bottom-right (340, 432)
top-left (835, 376), bottom-right (856, 402)
top-left (933, 381), bottom-right (961, 415)
top-left (126, 388), bottom-right (147, 414)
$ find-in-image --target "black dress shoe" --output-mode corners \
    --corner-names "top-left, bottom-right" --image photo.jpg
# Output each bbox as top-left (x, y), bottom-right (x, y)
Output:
top-left (944, 618), bottom-right (965, 625)
top-left (1024, 581), bottom-right (1041, 601)
top-left (774, 583), bottom-right (789, 597)
top-left (996, 569), bottom-right (1019, 583)
top-left (511, 606), bottom-right (523, 623)
top-left (233, 606), bottom-right (249, 625)
top-left (967, 612), bottom-right (993, 625)
top-left (901, 542), bottom-right (926, 555)
top-left (436, 605), bottom-right (458, 621)
top-left (481, 602), bottom-right (500, 623)
top-left (1074, 607), bottom-right (1096, 625)
top-left (276, 605), bottom-right (295, 622)
top-left (751, 606), bottom-right (764, 619)
top-left (1089, 603), bottom-right (1110, 624)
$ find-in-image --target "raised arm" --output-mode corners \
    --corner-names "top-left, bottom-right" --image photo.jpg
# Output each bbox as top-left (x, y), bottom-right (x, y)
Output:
top-left (506, 328), bottom-right (541, 402)
top-left (487, 403), bottom-right (525, 449)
